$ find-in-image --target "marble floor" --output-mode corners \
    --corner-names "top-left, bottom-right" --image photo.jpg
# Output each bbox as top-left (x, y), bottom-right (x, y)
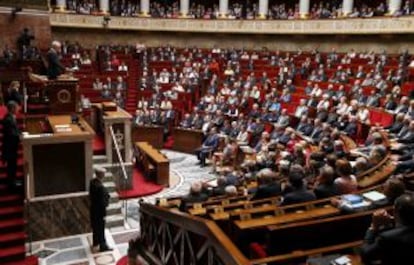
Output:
top-left (28, 150), bottom-right (216, 265)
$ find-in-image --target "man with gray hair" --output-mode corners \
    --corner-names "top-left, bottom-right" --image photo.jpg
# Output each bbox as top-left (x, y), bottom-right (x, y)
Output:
top-left (46, 40), bottom-right (66, 79)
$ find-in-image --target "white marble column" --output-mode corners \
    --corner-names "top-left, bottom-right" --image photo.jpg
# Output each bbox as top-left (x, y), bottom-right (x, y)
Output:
top-left (258, 0), bottom-right (269, 19)
top-left (299, 0), bottom-right (310, 18)
top-left (140, 0), bottom-right (150, 16)
top-left (388, 0), bottom-right (402, 15)
top-left (219, 0), bottom-right (229, 18)
top-left (342, 0), bottom-right (353, 16)
top-left (99, 0), bottom-right (109, 13)
top-left (180, 0), bottom-right (190, 17)
top-left (56, 0), bottom-right (66, 11)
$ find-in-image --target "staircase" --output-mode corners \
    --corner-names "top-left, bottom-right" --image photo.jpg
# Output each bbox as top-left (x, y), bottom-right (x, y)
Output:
top-left (125, 58), bottom-right (140, 115)
top-left (0, 108), bottom-right (38, 265)
top-left (93, 160), bottom-right (124, 230)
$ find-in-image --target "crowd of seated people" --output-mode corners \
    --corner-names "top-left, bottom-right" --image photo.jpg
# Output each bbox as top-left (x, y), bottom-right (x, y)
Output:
top-left (60, 0), bottom-right (414, 19)
top-left (149, 45), bottom-right (414, 212)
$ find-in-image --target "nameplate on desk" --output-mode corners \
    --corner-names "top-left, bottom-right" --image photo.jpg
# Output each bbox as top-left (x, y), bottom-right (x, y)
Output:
top-left (55, 125), bottom-right (73, 133)
top-left (24, 133), bottom-right (53, 138)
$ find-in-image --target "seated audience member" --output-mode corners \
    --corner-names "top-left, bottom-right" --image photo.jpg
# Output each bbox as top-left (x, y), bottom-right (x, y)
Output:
top-left (80, 51), bottom-right (92, 65)
top-left (4, 81), bottom-right (23, 105)
top-left (211, 138), bottom-right (238, 172)
top-left (360, 193), bottom-right (414, 265)
top-left (80, 94), bottom-right (91, 109)
top-left (224, 185), bottom-right (238, 197)
top-left (179, 181), bottom-right (209, 211)
top-left (101, 85), bottom-right (112, 99)
top-left (333, 176), bottom-right (406, 213)
top-left (353, 156), bottom-right (369, 175)
top-left (386, 113), bottom-right (405, 134)
top-left (313, 166), bottom-right (338, 199)
top-left (280, 168), bottom-right (316, 206)
top-left (236, 125), bottom-right (249, 145)
top-left (118, 61), bottom-right (128, 71)
top-left (334, 159), bottom-right (358, 194)
top-left (195, 127), bottom-right (220, 167)
top-left (93, 78), bottom-right (103, 90)
top-left (252, 172), bottom-right (282, 200)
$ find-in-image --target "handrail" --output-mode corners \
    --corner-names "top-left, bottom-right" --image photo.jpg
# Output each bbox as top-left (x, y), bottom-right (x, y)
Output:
top-left (109, 125), bottom-right (128, 181)
top-left (139, 202), bottom-right (251, 265)
top-left (250, 240), bottom-right (363, 265)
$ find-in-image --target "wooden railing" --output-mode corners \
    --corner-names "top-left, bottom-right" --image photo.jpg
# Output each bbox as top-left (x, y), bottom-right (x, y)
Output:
top-left (139, 202), bottom-right (251, 265)
top-left (250, 240), bottom-right (363, 265)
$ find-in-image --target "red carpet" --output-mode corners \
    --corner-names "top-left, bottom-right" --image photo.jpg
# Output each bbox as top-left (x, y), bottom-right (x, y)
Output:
top-left (116, 256), bottom-right (128, 265)
top-left (93, 135), bottom-right (106, 155)
top-left (163, 136), bottom-right (174, 149)
top-left (118, 167), bottom-right (163, 199)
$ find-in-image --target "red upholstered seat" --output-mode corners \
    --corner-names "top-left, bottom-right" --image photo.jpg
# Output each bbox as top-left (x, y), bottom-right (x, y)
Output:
top-left (249, 242), bottom-right (268, 259)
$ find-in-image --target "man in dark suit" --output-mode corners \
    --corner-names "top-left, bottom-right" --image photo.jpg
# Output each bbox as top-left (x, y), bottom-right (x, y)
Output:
top-left (1, 101), bottom-right (20, 190)
top-left (252, 174), bottom-right (282, 200)
top-left (179, 181), bottom-right (209, 211)
top-left (280, 170), bottom-right (316, 206)
top-left (89, 167), bottom-right (111, 252)
top-left (360, 193), bottom-right (414, 265)
top-left (4, 81), bottom-right (23, 106)
top-left (195, 127), bottom-right (219, 167)
top-left (343, 116), bottom-right (358, 137)
top-left (46, 40), bottom-right (66, 80)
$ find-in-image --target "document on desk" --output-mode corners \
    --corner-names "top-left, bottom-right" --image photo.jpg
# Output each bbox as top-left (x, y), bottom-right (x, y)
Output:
top-left (55, 124), bottom-right (72, 133)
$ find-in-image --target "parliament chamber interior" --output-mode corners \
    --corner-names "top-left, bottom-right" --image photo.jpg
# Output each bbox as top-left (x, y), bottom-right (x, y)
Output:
top-left (0, 0), bottom-right (414, 264)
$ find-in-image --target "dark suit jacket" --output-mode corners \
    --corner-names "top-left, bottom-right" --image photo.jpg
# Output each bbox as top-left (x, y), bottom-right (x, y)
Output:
top-left (252, 183), bottom-right (282, 200)
top-left (314, 183), bottom-right (338, 199)
top-left (297, 123), bottom-right (313, 136)
top-left (89, 178), bottom-right (110, 218)
top-left (387, 121), bottom-right (404, 134)
top-left (360, 226), bottom-right (414, 265)
top-left (280, 188), bottom-right (316, 206)
top-left (179, 193), bottom-right (209, 211)
top-left (4, 89), bottom-right (22, 105)
top-left (1, 113), bottom-right (20, 161)
top-left (47, 48), bottom-right (65, 79)
top-left (344, 122), bottom-right (357, 136)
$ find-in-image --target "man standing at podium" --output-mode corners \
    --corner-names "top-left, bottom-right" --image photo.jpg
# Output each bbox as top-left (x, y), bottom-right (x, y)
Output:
top-left (1, 101), bottom-right (20, 190)
top-left (46, 40), bottom-right (66, 80)
top-left (89, 167), bottom-right (112, 252)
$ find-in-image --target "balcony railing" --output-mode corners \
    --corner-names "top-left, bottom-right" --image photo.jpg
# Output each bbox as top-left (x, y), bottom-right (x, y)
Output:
top-left (50, 13), bottom-right (414, 34)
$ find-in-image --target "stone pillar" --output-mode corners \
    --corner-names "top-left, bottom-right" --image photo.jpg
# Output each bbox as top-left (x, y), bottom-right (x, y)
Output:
top-left (56, 0), bottom-right (66, 12)
top-left (180, 0), bottom-right (190, 17)
top-left (219, 0), bottom-right (229, 18)
top-left (342, 0), bottom-right (353, 16)
top-left (99, 0), bottom-right (109, 14)
top-left (388, 0), bottom-right (402, 15)
top-left (140, 0), bottom-right (150, 16)
top-left (299, 0), bottom-right (310, 18)
top-left (258, 0), bottom-right (269, 19)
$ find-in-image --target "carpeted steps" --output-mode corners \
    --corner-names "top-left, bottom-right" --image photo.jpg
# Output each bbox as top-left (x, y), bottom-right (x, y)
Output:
top-left (3, 255), bottom-right (39, 265)
top-left (125, 59), bottom-right (140, 115)
top-left (0, 112), bottom-right (37, 265)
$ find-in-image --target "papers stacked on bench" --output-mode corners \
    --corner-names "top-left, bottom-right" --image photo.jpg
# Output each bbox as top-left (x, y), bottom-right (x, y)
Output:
top-left (363, 191), bottom-right (387, 202)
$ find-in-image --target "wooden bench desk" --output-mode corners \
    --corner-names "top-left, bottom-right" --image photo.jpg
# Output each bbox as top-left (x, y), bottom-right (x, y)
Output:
top-left (135, 141), bottom-right (169, 186)
top-left (172, 127), bottom-right (204, 154)
top-left (234, 204), bottom-right (340, 230)
top-left (132, 126), bottom-right (164, 149)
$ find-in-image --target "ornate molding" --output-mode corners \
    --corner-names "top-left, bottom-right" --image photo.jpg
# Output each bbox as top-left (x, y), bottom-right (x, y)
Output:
top-left (50, 13), bottom-right (414, 34)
